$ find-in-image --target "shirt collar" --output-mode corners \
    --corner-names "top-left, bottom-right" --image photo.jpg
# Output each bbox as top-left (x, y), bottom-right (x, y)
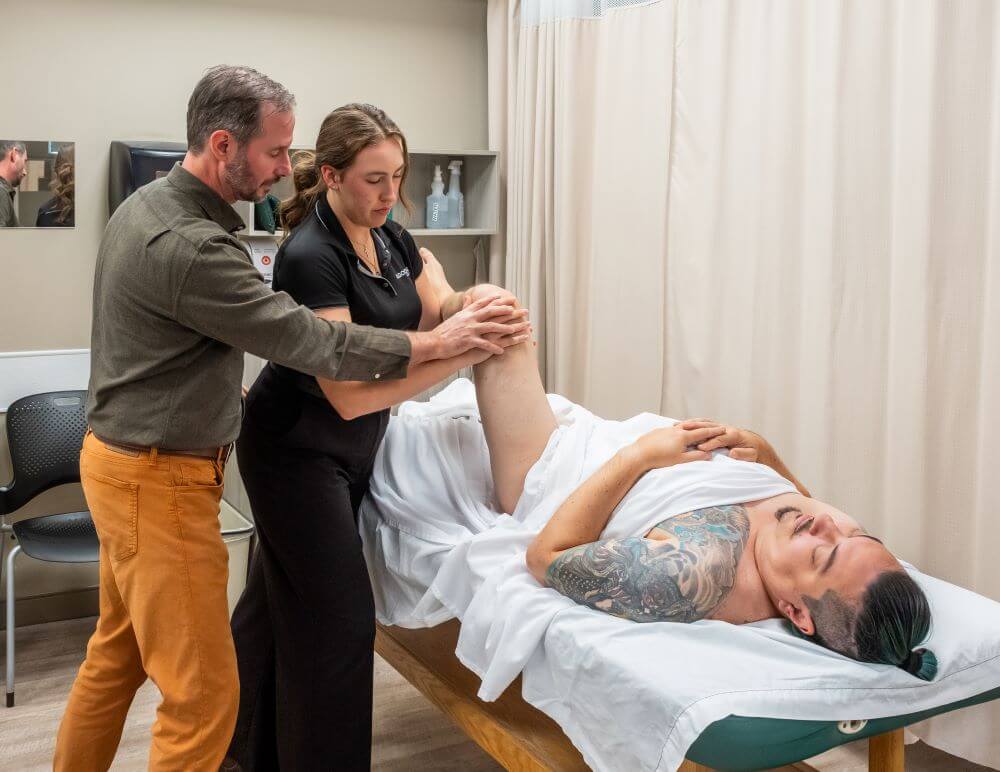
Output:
top-left (315, 193), bottom-right (398, 284)
top-left (0, 176), bottom-right (13, 198)
top-left (165, 163), bottom-right (246, 234)
top-left (315, 190), bottom-right (355, 247)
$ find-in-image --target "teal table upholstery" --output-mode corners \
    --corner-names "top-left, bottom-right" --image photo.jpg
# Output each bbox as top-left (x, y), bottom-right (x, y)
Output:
top-left (685, 686), bottom-right (1000, 770)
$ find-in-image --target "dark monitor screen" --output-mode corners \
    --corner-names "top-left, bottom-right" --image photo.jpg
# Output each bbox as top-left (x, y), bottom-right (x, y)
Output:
top-left (108, 141), bottom-right (186, 217)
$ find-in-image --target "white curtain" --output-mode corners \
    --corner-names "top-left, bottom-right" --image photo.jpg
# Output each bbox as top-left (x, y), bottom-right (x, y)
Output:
top-left (489, 0), bottom-right (678, 398)
top-left (489, 1), bottom-right (1000, 763)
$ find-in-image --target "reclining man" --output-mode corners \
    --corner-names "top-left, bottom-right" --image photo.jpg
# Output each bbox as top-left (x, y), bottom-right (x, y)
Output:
top-left (436, 277), bottom-right (936, 680)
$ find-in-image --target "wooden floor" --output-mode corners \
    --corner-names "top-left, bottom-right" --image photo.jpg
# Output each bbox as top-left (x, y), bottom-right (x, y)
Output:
top-left (0, 617), bottom-right (992, 771)
top-left (0, 617), bottom-right (500, 771)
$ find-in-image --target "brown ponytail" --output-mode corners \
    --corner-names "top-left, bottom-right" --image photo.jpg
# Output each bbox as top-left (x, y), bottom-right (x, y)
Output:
top-left (278, 103), bottom-right (412, 235)
top-left (279, 149), bottom-right (324, 232)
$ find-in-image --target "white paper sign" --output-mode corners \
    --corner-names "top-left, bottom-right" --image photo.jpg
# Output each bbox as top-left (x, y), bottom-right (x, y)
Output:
top-left (244, 237), bottom-right (278, 287)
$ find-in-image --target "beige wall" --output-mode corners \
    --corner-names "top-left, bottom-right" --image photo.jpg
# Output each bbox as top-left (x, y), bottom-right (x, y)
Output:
top-left (2, 0), bottom-right (488, 352)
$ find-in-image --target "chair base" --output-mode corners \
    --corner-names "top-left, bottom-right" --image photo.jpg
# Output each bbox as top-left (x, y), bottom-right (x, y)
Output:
top-left (6, 543), bottom-right (20, 708)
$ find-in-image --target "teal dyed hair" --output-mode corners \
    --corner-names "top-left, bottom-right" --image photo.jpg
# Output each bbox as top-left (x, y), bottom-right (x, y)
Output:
top-left (854, 570), bottom-right (937, 680)
top-left (803, 570), bottom-right (937, 681)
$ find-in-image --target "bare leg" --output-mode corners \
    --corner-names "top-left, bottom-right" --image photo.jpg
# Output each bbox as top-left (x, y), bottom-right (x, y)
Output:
top-left (449, 284), bottom-right (558, 514)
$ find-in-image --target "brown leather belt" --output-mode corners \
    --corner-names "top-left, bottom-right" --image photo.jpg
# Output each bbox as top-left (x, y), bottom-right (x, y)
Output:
top-left (95, 434), bottom-right (233, 463)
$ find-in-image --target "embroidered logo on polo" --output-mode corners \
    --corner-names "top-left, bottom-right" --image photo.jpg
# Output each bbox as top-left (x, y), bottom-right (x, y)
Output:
top-left (395, 267), bottom-right (410, 280)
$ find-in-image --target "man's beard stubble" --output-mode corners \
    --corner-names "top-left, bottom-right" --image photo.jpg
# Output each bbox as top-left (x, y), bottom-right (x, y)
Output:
top-left (225, 149), bottom-right (268, 203)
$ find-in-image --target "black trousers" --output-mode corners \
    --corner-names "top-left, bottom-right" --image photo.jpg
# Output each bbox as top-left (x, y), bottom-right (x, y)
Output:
top-left (227, 367), bottom-right (388, 771)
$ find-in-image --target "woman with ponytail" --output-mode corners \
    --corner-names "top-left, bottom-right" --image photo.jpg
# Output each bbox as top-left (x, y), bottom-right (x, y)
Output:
top-left (225, 104), bottom-right (529, 771)
top-left (36, 144), bottom-right (74, 227)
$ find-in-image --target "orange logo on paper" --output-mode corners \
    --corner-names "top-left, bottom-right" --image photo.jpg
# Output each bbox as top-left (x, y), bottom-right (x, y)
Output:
top-left (261, 255), bottom-right (272, 266)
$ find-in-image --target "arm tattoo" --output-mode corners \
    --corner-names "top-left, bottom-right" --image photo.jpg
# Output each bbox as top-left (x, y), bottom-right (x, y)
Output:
top-left (543, 505), bottom-right (749, 623)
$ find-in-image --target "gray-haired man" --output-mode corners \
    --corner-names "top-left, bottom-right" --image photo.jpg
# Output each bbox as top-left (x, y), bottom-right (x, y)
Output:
top-left (53, 65), bottom-right (526, 771)
top-left (0, 140), bottom-right (27, 227)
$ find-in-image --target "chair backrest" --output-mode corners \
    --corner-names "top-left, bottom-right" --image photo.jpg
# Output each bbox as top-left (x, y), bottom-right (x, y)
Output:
top-left (1, 390), bottom-right (88, 514)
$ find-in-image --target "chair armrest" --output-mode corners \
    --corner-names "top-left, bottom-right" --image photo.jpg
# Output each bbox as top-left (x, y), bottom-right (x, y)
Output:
top-left (0, 485), bottom-right (8, 516)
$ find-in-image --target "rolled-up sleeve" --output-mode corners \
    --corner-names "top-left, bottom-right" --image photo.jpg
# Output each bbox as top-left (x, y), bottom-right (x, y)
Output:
top-left (174, 237), bottom-right (411, 381)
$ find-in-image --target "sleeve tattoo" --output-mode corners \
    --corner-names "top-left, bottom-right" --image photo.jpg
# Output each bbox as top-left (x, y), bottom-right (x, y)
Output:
top-left (543, 505), bottom-right (750, 623)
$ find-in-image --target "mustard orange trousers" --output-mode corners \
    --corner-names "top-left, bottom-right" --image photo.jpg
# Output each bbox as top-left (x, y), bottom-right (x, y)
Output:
top-left (54, 432), bottom-right (238, 771)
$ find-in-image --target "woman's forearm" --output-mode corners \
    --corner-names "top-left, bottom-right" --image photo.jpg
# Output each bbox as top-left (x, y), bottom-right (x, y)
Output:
top-left (528, 445), bottom-right (652, 561)
top-left (316, 350), bottom-right (474, 420)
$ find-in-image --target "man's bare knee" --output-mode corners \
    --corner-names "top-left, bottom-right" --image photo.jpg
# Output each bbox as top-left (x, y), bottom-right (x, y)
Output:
top-left (442, 283), bottom-right (520, 321)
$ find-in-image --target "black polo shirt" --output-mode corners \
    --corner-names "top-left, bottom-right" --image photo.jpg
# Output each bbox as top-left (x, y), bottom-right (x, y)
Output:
top-left (273, 193), bottom-right (423, 331)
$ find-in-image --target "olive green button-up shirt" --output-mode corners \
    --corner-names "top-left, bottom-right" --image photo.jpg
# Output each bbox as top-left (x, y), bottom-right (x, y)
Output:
top-left (0, 176), bottom-right (18, 227)
top-left (87, 164), bottom-right (412, 449)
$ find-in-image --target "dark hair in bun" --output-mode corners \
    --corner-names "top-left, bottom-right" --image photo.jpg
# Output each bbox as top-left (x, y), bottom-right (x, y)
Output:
top-left (805, 569), bottom-right (937, 681)
top-left (855, 570), bottom-right (937, 680)
top-left (901, 648), bottom-right (938, 681)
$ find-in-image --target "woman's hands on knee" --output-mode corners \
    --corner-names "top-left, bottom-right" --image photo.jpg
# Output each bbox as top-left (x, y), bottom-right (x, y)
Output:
top-left (443, 284), bottom-right (533, 365)
top-left (463, 283), bottom-right (520, 309)
top-left (430, 290), bottom-right (530, 360)
top-left (440, 282), bottom-right (518, 321)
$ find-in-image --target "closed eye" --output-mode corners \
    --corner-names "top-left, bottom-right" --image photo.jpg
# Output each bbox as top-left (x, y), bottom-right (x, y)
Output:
top-left (366, 166), bottom-right (405, 184)
top-left (819, 532), bottom-right (883, 573)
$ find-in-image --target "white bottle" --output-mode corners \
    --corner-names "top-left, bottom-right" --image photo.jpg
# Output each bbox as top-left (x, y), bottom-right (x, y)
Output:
top-left (446, 160), bottom-right (465, 229)
top-left (425, 165), bottom-right (449, 229)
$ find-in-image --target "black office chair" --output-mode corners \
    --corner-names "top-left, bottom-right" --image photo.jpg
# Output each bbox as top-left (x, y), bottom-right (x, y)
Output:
top-left (0, 390), bottom-right (99, 707)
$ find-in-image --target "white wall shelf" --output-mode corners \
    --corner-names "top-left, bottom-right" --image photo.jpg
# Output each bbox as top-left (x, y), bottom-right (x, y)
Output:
top-left (395, 149), bottom-right (498, 235)
top-left (408, 228), bottom-right (494, 237)
top-left (236, 149), bottom-right (499, 244)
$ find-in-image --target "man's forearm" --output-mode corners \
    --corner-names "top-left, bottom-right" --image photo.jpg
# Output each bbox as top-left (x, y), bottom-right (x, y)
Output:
top-left (176, 247), bottom-right (413, 382)
top-left (406, 330), bottom-right (445, 365)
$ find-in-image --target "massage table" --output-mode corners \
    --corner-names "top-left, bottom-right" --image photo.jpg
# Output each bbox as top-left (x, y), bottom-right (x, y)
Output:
top-left (364, 382), bottom-right (1000, 771)
top-left (375, 619), bottom-right (1000, 771)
